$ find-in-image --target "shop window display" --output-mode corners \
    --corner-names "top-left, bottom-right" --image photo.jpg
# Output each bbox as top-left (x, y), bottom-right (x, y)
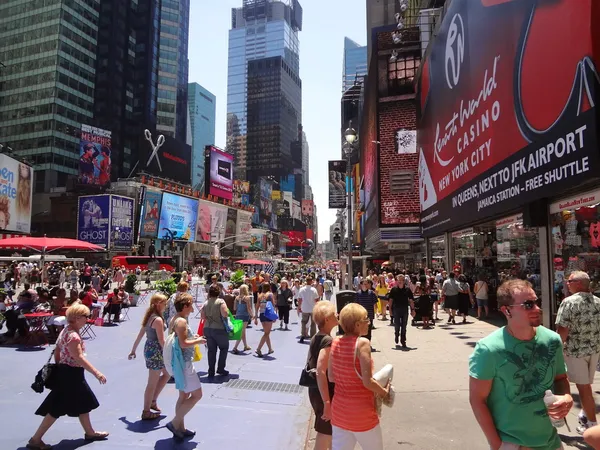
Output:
top-left (550, 204), bottom-right (600, 314)
top-left (429, 235), bottom-right (446, 271)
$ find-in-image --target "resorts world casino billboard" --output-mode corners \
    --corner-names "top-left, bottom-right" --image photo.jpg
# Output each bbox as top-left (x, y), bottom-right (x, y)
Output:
top-left (417, 0), bottom-right (600, 237)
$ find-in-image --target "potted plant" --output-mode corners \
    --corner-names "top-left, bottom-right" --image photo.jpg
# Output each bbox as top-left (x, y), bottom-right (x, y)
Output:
top-left (229, 269), bottom-right (245, 288)
top-left (124, 274), bottom-right (139, 306)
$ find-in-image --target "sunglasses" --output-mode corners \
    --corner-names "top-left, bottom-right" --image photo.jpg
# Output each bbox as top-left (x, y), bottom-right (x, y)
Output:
top-left (79, 314), bottom-right (91, 319)
top-left (507, 299), bottom-right (541, 310)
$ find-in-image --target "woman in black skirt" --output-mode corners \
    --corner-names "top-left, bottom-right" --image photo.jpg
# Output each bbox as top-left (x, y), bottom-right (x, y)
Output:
top-left (457, 274), bottom-right (472, 324)
top-left (27, 303), bottom-right (108, 450)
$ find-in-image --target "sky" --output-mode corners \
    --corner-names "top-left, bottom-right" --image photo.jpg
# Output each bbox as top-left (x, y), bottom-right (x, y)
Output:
top-left (188, 0), bottom-right (367, 243)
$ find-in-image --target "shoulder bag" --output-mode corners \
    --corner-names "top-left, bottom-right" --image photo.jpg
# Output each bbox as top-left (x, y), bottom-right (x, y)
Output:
top-left (298, 337), bottom-right (318, 388)
top-left (31, 347), bottom-right (58, 393)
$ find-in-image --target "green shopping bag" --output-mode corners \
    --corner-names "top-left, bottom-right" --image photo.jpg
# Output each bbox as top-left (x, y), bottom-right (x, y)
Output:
top-left (228, 311), bottom-right (244, 341)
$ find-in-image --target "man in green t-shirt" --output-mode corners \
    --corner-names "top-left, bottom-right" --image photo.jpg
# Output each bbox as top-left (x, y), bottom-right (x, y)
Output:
top-left (469, 279), bottom-right (573, 450)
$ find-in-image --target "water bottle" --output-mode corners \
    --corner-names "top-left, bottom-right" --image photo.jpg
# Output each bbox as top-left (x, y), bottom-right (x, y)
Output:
top-left (543, 390), bottom-right (565, 428)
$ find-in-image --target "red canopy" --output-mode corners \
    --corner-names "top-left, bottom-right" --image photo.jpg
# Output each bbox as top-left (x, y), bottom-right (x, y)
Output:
top-left (236, 259), bottom-right (269, 265)
top-left (0, 237), bottom-right (104, 253)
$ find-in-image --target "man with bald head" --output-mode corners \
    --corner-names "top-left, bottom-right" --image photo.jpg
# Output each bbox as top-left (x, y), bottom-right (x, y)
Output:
top-left (556, 270), bottom-right (600, 434)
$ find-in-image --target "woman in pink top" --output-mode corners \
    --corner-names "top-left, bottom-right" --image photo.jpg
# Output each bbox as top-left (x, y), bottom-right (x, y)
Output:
top-left (328, 303), bottom-right (390, 450)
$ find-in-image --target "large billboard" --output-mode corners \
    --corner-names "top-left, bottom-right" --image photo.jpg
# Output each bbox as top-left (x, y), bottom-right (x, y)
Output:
top-left (280, 175), bottom-right (296, 194)
top-left (0, 156), bottom-right (33, 233)
top-left (140, 134), bottom-right (192, 185)
top-left (77, 195), bottom-right (110, 248)
top-left (233, 180), bottom-right (250, 205)
top-left (79, 124), bottom-right (111, 186)
top-left (110, 195), bottom-right (134, 250)
top-left (328, 160), bottom-right (347, 209)
top-left (196, 200), bottom-right (227, 243)
top-left (205, 146), bottom-right (233, 201)
top-left (301, 199), bottom-right (314, 216)
top-left (158, 192), bottom-right (198, 241)
top-left (417, 0), bottom-right (600, 236)
top-left (140, 190), bottom-right (162, 238)
top-left (236, 210), bottom-right (253, 247)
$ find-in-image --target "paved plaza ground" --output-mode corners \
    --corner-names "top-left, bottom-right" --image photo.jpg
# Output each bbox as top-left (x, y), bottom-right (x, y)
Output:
top-left (1, 285), bottom-right (598, 449)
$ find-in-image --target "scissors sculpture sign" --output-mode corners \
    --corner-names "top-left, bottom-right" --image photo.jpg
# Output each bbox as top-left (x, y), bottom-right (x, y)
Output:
top-left (144, 129), bottom-right (165, 172)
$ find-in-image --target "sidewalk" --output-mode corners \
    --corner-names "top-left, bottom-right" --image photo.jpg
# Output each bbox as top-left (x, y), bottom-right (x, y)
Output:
top-left (306, 308), bottom-right (596, 449)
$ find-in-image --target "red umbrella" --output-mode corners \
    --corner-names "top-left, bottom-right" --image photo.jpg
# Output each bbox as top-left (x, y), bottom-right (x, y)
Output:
top-left (0, 236), bottom-right (104, 253)
top-left (236, 259), bottom-right (269, 265)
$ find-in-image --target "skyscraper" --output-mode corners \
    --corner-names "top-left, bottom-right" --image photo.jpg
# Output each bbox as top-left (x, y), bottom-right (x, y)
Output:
top-left (188, 83), bottom-right (216, 191)
top-left (0, 0), bottom-right (101, 192)
top-left (156, 0), bottom-right (190, 142)
top-left (226, 0), bottom-right (303, 182)
top-left (343, 37), bottom-right (367, 92)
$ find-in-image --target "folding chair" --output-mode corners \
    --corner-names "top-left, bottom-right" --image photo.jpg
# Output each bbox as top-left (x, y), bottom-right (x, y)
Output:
top-left (120, 304), bottom-right (130, 321)
top-left (80, 318), bottom-right (96, 339)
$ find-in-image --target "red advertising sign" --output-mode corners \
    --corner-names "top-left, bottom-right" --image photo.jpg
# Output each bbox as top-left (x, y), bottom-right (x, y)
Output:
top-left (282, 230), bottom-right (307, 247)
top-left (418, 0), bottom-right (600, 237)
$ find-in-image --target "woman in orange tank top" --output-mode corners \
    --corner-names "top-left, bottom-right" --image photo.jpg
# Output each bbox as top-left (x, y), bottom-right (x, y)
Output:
top-left (328, 303), bottom-right (389, 450)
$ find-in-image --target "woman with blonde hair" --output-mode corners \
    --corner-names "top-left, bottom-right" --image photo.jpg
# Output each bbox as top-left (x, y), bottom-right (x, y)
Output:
top-left (255, 282), bottom-right (276, 357)
top-left (27, 304), bottom-right (108, 450)
top-left (165, 281), bottom-right (189, 326)
top-left (328, 303), bottom-right (390, 450)
top-left (232, 284), bottom-right (253, 354)
top-left (306, 302), bottom-right (338, 450)
top-left (128, 294), bottom-right (169, 420)
top-left (375, 275), bottom-right (389, 320)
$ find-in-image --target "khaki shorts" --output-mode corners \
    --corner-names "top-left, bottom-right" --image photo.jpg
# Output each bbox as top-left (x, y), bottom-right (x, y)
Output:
top-left (565, 353), bottom-right (600, 385)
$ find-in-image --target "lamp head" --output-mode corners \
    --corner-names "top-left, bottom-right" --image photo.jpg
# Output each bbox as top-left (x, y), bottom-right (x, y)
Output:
top-left (344, 124), bottom-right (357, 145)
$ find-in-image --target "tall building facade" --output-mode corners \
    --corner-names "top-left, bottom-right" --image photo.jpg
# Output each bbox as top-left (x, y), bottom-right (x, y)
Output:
top-left (0, 0), bottom-right (101, 192)
top-left (343, 37), bottom-right (367, 92)
top-left (156, 0), bottom-right (190, 142)
top-left (188, 83), bottom-right (216, 191)
top-left (226, 0), bottom-right (303, 182)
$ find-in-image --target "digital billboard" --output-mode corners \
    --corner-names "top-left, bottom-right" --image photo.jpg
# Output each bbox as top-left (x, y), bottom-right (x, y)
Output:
top-left (110, 195), bottom-right (134, 250)
top-left (140, 190), bottom-right (162, 237)
top-left (205, 146), bottom-right (233, 201)
top-left (79, 124), bottom-right (111, 186)
top-left (328, 160), bottom-right (347, 209)
top-left (291, 199), bottom-right (301, 220)
top-left (0, 155), bottom-right (33, 233)
top-left (236, 210), bottom-right (253, 247)
top-left (418, 0), bottom-right (600, 236)
top-left (233, 180), bottom-right (250, 205)
top-left (140, 133), bottom-right (192, 185)
top-left (196, 200), bottom-right (227, 243)
top-left (301, 199), bottom-right (314, 216)
top-left (280, 175), bottom-right (296, 194)
top-left (77, 195), bottom-right (110, 248)
top-left (158, 192), bottom-right (198, 241)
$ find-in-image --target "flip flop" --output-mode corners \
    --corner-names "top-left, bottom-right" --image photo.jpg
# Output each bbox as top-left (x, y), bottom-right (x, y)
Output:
top-left (142, 410), bottom-right (160, 420)
top-left (150, 402), bottom-right (161, 413)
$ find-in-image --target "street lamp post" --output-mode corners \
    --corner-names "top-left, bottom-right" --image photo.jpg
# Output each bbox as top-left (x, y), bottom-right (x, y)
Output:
top-left (344, 122), bottom-right (357, 290)
top-left (208, 215), bottom-right (224, 273)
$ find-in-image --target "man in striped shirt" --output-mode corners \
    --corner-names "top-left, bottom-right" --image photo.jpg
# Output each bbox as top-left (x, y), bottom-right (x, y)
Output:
top-left (355, 279), bottom-right (379, 350)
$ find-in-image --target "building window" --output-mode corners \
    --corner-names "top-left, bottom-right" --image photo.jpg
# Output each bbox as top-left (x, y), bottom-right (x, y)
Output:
top-left (388, 53), bottom-right (421, 96)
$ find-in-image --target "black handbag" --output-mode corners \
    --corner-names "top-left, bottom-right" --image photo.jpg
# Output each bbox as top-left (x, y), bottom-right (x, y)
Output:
top-left (31, 348), bottom-right (58, 393)
top-left (299, 361), bottom-right (318, 388)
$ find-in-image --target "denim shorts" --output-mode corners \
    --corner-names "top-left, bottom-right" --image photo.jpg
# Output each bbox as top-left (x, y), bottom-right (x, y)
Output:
top-left (476, 298), bottom-right (488, 307)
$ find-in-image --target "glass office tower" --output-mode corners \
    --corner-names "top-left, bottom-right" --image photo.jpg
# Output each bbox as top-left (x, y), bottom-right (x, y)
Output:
top-left (188, 82), bottom-right (216, 191)
top-left (343, 37), bottom-right (367, 92)
top-left (226, 0), bottom-right (303, 181)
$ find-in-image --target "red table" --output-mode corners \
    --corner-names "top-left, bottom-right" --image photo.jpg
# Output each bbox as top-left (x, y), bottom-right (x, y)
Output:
top-left (24, 312), bottom-right (53, 346)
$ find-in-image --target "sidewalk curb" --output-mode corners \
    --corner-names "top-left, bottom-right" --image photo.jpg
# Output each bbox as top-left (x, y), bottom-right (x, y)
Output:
top-left (303, 409), bottom-right (317, 450)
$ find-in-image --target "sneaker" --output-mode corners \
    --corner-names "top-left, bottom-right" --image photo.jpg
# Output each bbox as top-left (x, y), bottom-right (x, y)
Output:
top-left (279, 322), bottom-right (283, 329)
top-left (579, 411), bottom-right (588, 426)
top-left (577, 420), bottom-right (597, 435)
top-left (299, 337), bottom-right (305, 343)
top-left (284, 325), bottom-right (289, 330)
top-left (216, 369), bottom-right (229, 376)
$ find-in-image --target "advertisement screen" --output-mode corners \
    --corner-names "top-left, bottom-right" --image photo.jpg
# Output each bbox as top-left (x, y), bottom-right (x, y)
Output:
top-left (280, 175), bottom-right (296, 194)
top-left (301, 200), bottom-right (314, 216)
top-left (292, 199), bottom-right (301, 220)
top-left (233, 180), bottom-right (250, 205)
top-left (77, 195), bottom-right (110, 248)
top-left (282, 230), bottom-right (307, 247)
top-left (249, 228), bottom-right (267, 251)
top-left (196, 200), bottom-right (227, 243)
top-left (328, 160), bottom-right (347, 209)
top-left (140, 190), bottom-right (162, 237)
top-left (140, 133), bottom-right (192, 185)
top-left (0, 155), bottom-right (33, 233)
top-left (236, 210), bottom-right (253, 247)
top-left (110, 195), bottom-right (134, 250)
top-left (282, 191), bottom-right (293, 216)
top-left (158, 193), bottom-right (198, 241)
top-left (79, 124), bottom-right (111, 186)
top-left (206, 146), bottom-right (233, 201)
top-left (418, 0), bottom-right (600, 236)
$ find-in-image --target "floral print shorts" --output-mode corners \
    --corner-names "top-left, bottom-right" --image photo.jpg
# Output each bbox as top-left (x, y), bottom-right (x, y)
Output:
top-left (144, 339), bottom-right (164, 370)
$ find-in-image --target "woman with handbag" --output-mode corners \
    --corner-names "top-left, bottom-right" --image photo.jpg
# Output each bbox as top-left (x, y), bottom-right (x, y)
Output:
top-left (27, 303), bottom-right (108, 450)
top-left (166, 293), bottom-right (206, 440)
top-left (232, 284), bottom-right (253, 354)
top-left (201, 285), bottom-right (230, 377)
top-left (328, 303), bottom-right (390, 450)
top-left (254, 282), bottom-right (276, 357)
top-left (305, 302), bottom-right (338, 450)
top-left (276, 278), bottom-right (293, 330)
top-left (128, 293), bottom-right (169, 420)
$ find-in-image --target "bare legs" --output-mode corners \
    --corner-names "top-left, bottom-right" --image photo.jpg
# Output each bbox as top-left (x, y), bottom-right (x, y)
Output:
top-left (30, 412), bottom-right (103, 447)
top-left (171, 388), bottom-right (203, 432)
top-left (144, 369), bottom-right (169, 412)
top-left (233, 326), bottom-right (249, 351)
top-left (314, 432), bottom-right (332, 450)
top-left (576, 383), bottom-right (597, 423)
top-left (256, 322), bottom-right (273, 354)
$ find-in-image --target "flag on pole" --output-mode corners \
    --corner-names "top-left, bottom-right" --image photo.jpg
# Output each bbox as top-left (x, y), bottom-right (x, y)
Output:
top-left (264, 261), bottom-right (276, 276)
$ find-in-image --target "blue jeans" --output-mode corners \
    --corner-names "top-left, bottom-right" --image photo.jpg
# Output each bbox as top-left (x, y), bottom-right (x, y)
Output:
top-left (204, 328), bottom-right (229, 374)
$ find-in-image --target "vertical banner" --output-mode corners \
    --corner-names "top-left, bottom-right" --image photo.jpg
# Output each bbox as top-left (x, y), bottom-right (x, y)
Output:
top-left (196, 199), bottom-right (228, 243)
top-left (140, 190), bottom-right (162, 237)
top-left (0, 155), bottom-right (33, 233)
top-left (236, 210), bottom-right (253, 247)
top-left (79, 124), bottom-right (112, 186)
top-left (110, 195), bottom-right (134, 250)
top-left (77, 195), bottom-right (110, 248)
top-left (328, 160), bottom-right (347, 208)
top-left (205, 146), bottom-right (233, 201)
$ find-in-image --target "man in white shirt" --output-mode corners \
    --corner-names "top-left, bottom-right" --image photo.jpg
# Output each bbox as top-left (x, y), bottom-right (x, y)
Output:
top-left (298, 276), bottom-right (320, 343)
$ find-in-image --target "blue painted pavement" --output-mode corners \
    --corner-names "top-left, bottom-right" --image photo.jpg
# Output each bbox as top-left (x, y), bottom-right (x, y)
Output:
top-left (0, 294), bottom-right (312, 449)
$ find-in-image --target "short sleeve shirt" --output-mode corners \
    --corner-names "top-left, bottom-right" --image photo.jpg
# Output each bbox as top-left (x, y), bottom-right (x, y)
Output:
top-left (442, 278), bottom-right (460, 296)
top-left (555, 292), bottom-right (600, 357)
top-left (57, 327), bottom-right (84, 367)
top-left (469, 326), bottom-right (565, 449)
top-left (298, 285), bottom-right (319, 313)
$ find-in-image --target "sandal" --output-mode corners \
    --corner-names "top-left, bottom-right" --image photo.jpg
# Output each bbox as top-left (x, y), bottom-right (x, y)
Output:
top-left (26, 439), bottom-right (52, 450)
top-left (232, 348), bottom-right (240, 355)
top-left (244, 346), bottom-right (251, 351)
top-left (255, 350), bottom-right (263, 357)
top-left (267, 350), bottom-right (274, 355)
top-left (150, 401), bottom-right (161, 413)
top-left (142, 410), bottom-right (160, 420)
top-left (84, 431), bottom-right (109, 441)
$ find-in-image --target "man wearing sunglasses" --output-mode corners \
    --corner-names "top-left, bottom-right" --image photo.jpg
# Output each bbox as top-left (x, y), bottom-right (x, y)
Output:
top-left (469, 279), bottom-right (572, 450)
top-left (555, 271), bottom-right (600, 434)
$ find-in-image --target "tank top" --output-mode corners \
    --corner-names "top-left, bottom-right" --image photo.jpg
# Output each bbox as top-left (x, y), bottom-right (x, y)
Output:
top-left (145, 315), bottom-right (162, 342)
top-left (330, 335), bottom-right (379, 432)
